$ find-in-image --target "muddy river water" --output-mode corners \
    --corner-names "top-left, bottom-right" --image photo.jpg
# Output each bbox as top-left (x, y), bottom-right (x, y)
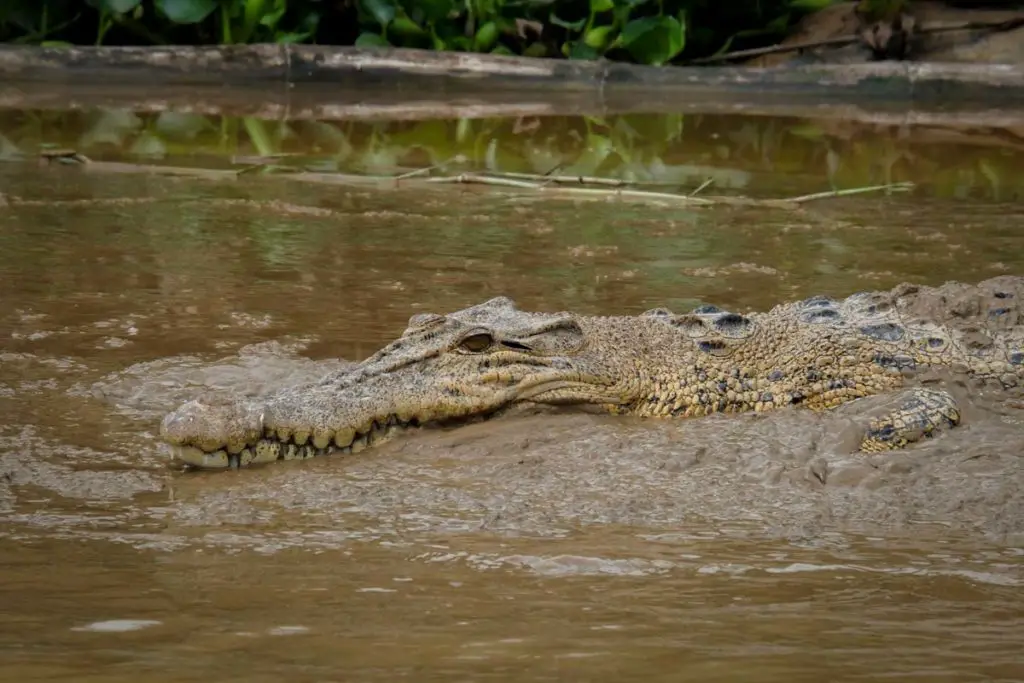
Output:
top-left (1, 110), bottom-right (1024, 681)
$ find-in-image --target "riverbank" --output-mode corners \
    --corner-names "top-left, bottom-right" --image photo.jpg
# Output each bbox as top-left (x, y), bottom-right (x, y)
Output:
top-left (2, 45), bottom-right (1024, 128)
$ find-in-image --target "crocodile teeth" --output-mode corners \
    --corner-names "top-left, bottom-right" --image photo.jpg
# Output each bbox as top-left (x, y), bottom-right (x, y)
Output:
top-left (254, 440), bottom-right (280, 464)
top-left (169, 446), bottom-right (231, 469)
top-left (365, 422), bottom-right (381, 446)
top-left (171, 414), bottom-right (428, 470)
top-left (333, 428), bottom-right (355, 449)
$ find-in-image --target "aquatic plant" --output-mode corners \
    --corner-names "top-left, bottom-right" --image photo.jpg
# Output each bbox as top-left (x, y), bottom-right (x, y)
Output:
top-left (0, 0), bottom-right (839, 65)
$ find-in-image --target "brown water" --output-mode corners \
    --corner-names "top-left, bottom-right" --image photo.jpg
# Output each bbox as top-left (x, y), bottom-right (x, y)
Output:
top-left (2, 111), bottom-right (1024, 682)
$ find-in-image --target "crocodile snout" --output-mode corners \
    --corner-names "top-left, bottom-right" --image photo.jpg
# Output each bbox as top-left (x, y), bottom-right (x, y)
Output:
top-left (160, 398), bottom-right (265, 465)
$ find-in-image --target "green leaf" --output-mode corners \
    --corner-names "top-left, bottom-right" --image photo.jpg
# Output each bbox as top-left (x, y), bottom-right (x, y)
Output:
top-left (766, 12), bottom-right (792, 33)
top-left (473, 21), bottom-right (499, 51)
top-left (153, 0), bottom-right (217, 24)
top-left (360, 0), bottom-right (396, 27)
top-left (274, 31), bottom-right (312, 43)
top-left (523, 42), bottom-right (548, 58)
top-left (583, 24), bottom-right (615, 49)
top-left (279, 9), bottom-right (319, 35)
top-left (978, 158), bottom-right (1002, 198)
top-left (78, 110), bottom-right (143, 149)
top-left (590, 0), bottom-right (614, 12)
top-left (711, 34), bottom-right (735, 57)
top-left (238, 0), bottom-right (269, 41)
top-left (414, 0), bottom-right (455, 23)
top-left (86, 0), bottom-right (143, 13)
top-left (242, 117), bottom-right (276, 157)
top-left (620, 15), bottom-right (685, 65)
top-left (391, 15), bottom-right (427, 38)
top-left (129, 132), bottom-right (167, 159)
top-left (455, 118), bottom-right (473, 144)
top-left (153, 112), bottom-right (212, 140)
top-left (549, 13), bottom-right (586, 31)
top-left (788, 0), bottom-right (837, 10)
top-left (567, 41), bottom-right (600, 60)
top-left (563, 132), bottom-right (614, 175)
top-left (355, 32), bottom-right (391, 47)
top-left (787, 123), bottom-right (825, 140)
top-left (260, 5), bottom-right (288, 30)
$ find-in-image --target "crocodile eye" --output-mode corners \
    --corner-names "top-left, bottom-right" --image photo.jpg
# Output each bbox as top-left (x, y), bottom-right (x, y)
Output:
top-left (459, 333), bottom-right (494, 353)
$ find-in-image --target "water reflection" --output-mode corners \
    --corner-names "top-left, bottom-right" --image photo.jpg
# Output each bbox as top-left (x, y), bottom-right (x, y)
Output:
top-left (2, 108), bottom-right (1024, 200)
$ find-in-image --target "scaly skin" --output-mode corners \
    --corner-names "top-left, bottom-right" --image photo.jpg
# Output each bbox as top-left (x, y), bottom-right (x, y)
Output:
top-left (159, 278), bottom-right (1024, 469)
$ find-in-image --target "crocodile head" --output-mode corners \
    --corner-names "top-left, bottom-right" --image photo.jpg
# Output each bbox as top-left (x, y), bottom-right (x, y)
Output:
top-left (159, 297), bottom-right (632, 469)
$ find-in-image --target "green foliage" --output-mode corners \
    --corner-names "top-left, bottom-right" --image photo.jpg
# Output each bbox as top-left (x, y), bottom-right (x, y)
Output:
top-left (89, 0), bottom-right (143, 13)
top-left (619, 15), bottom-right (686, 65)
top-left (153, 0), bottom-right (217, 25)
top-left (0, 0), bottom-right (840, 64)
top-left (1, 0), bottom-right (321, 46)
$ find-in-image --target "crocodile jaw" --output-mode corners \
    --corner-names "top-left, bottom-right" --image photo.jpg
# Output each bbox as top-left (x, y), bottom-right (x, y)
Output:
top-left (160, 403), bottom-right (422, 469)
top-left (159, 398), bottom-right (267, 469)
top-left (159, 365), bottom-right (625, 470)
top-left (157, 297), bottom-right (638, 470)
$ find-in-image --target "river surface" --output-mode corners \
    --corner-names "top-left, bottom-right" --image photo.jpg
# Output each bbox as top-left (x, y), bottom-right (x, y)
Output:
top-left (1, 109), bottom-right (1024, 682)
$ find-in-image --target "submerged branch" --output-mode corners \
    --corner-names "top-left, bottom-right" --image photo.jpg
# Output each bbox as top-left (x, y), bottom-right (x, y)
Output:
top-left (4, 151), bottom-right (915, 214)
top-left (785, 182), bottom-right (915, 203)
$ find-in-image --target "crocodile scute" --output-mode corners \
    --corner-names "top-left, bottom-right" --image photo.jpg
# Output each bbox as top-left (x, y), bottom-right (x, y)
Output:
top-left (159, 277), bottom-right (1024, 470)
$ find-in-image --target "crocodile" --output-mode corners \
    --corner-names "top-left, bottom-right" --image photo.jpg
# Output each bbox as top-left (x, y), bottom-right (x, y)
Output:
top-left (159, 277), bottom-right (1024, 470)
